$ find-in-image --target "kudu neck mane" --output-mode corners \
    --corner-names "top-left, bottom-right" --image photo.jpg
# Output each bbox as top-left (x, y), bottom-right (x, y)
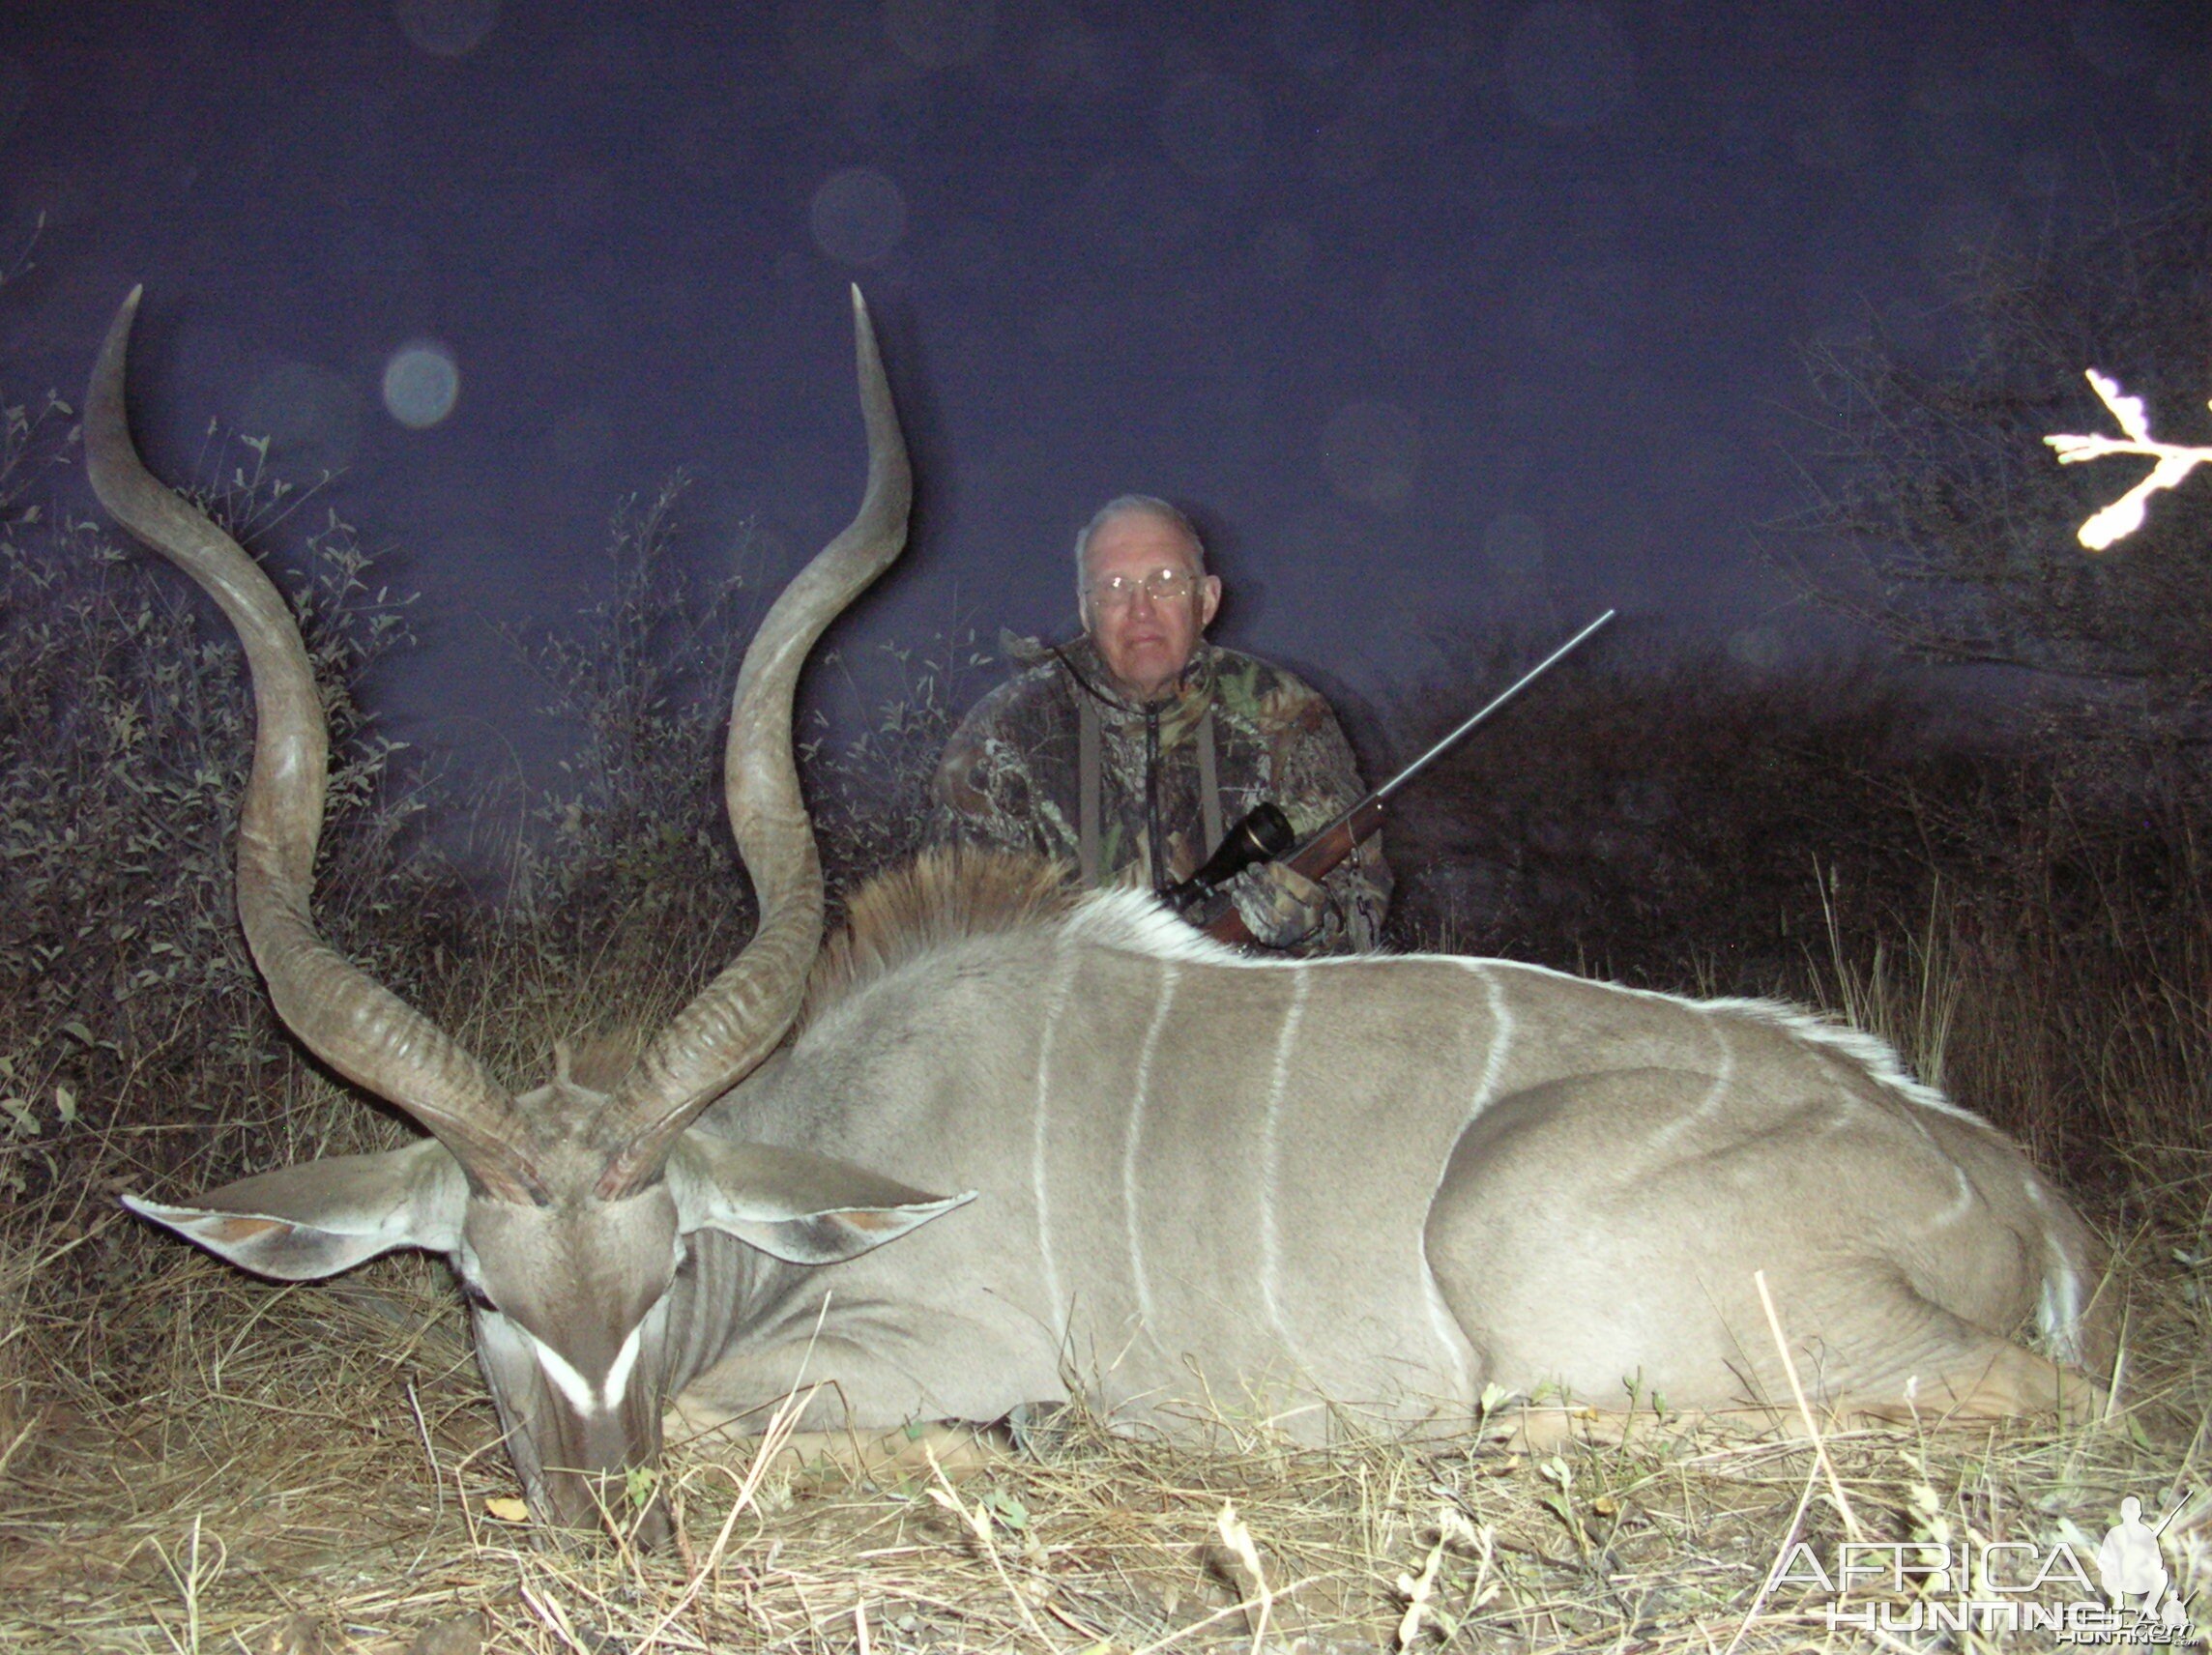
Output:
top-left (797, 848), bottom-right (1083, 1028)
top-left (539, 851), bottom-right (1099, 1082)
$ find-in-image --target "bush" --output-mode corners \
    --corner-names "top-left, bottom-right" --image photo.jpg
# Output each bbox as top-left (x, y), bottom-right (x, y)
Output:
top-left (1775, 148), bottom-right (2212, 764)
top-left (507, 475), bottom-right (995, 962)
top-left (500, 476), bottom-right (767, 986)
top-left (0, 401), bottom-right (440, 1200)
top-left (1386, 629), bottom-right (2208, 1182)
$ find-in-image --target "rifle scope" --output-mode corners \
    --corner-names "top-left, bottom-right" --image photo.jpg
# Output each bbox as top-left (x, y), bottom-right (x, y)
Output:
top-left (1162, 801), bottom-right (1295, 914)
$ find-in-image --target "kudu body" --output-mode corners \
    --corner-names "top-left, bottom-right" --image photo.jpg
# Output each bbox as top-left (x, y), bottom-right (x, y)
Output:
top-left (102, 289), bottom-right (2110, 1545)
top-left (677, 859), bottom-right (2110, 1446)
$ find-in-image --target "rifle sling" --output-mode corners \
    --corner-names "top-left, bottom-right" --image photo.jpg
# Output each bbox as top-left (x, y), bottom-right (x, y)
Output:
top-left (1195, 708), bottom-right (1222, 861)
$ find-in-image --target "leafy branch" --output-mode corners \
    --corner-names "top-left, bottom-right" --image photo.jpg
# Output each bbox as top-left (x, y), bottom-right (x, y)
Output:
top-left (2046, 370), bottom-right (2212, 550)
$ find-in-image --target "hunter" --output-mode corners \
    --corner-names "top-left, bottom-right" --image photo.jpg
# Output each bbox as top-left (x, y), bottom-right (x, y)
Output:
top-left (929, 494), bottom-right (1390, 954)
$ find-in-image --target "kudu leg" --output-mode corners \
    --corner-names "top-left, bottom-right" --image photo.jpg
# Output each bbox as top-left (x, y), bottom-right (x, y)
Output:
top-left (1833, 1335), bottom-right (2108, 1428)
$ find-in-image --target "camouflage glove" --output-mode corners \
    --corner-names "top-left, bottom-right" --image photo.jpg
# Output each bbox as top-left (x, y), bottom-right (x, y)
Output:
top-left (1228, 860), bottom-right (1328, 950)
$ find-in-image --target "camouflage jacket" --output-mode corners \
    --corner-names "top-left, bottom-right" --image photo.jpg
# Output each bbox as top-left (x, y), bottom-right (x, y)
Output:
top-left (928, 637), bottom-right (1391, 953)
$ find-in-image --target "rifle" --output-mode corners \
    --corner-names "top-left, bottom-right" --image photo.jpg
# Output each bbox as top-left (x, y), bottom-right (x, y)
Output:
top-left (1170, 609), bottom-right (1616, 946)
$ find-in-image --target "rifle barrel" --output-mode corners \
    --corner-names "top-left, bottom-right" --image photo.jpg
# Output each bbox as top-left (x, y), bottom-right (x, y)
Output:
top-left (1377, 608), bottom-right (1615, 805)
top-left (1299, 608), bottom-right (1616, 854)
top-left (1198, 607), bottom-right (1616, 945)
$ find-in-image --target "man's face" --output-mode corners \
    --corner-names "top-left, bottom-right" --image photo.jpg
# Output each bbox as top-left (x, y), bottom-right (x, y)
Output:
top-left (1080, 509), bottom-right (1222, 701)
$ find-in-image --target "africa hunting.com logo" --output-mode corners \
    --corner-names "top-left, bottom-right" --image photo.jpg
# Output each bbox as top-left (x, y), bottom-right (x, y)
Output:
top-left (1766, 1491), bottom-right (2199, 1642)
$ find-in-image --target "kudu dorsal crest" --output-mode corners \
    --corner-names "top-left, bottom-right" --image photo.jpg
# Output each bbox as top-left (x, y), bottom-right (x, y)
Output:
top-left (98, 286), bottom-right (966, 1543)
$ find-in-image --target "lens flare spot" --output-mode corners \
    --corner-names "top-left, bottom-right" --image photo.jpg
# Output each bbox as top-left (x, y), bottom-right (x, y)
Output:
top-left (885, 0), bottom-right (997, 69)
top-left (1483, 512), bottom-right (1548, 583)
top-left (382, 342), bottom-right (461, 430)
top-left (810, 166), bottom-right (909, 265)
top-left (1322, 399), bottom-right (1421, 510)
top-left (1729, 625), bottom-right (1784, 670)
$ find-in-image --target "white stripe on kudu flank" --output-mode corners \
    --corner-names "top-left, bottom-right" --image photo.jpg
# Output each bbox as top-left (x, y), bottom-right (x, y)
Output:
top-left (1123, 962), bottom-right (1180, 1344)
top-left (1456, 962), bottom-right (1514, 1129)
top-left (1929, 1163), bottom-right (1975, 1231)
top-left (1421, 962), bottom-right (1515, 1399)
top-left (1032, 931), bottom-right (1080, 1322)
top-left (1258, 969), bottom-right (1311, 1349)
top-left (2022, 1177), bottom-right (2088, 1363)
top-left (1650, 1010), bottom-right (1734, 1153)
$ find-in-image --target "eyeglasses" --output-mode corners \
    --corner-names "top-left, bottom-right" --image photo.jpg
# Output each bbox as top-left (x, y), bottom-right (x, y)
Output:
top-left (1088, 567), bottom-right (1197, 608)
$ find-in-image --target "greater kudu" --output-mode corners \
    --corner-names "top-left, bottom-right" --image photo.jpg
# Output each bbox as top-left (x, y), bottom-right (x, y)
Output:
top-left (103, 287), bottom-right (2110, 1546)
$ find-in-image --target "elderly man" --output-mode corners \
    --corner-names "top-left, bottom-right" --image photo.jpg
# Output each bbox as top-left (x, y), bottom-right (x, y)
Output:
top-left (929, 495), bottom-right (1389, 953)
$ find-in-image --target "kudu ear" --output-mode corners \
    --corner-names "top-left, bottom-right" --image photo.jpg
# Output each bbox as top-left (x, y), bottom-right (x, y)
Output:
top-left (667, 1133), bottom-right (974, 1264)
top-left (121, 1138), bottom-right (469, 1281)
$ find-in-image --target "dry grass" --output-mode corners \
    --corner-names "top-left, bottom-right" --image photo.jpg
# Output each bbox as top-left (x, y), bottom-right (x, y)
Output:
top-left (0, 1206), bottom-right (2203, 1654)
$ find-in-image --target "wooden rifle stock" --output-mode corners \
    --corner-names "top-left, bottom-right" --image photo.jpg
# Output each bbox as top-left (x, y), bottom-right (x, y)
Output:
top-left (1200, 797), bottom-right (1385, 946)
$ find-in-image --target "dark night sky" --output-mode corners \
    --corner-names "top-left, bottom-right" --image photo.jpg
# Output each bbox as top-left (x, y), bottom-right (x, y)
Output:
top-left (4, 0), bottom-right (2208, 783)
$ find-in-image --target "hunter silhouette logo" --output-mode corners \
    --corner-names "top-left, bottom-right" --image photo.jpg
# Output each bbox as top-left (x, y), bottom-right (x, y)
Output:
top-left (1769, 1491), bottom-right (2197, 1641)
top-left (2098, 1496), bottom-right (2192, 1637)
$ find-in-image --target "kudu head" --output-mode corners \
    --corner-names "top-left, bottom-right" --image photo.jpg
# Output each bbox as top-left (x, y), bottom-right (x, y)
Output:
top-left (95, 286), bottom-right (962, 1546)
